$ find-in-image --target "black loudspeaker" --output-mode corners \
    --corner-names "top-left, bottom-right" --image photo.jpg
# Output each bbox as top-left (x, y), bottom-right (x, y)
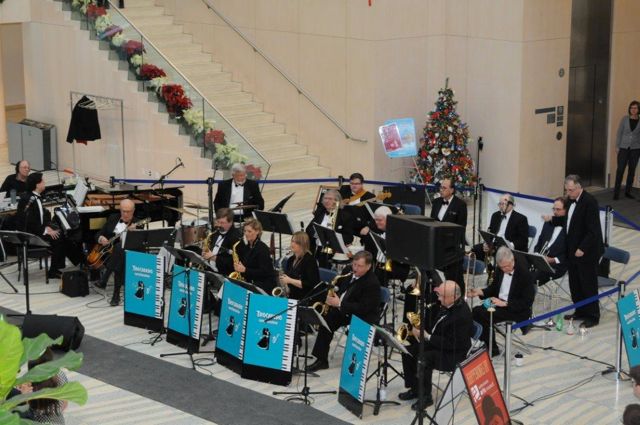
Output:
top-left (61, 271), bottom-right (89, 297)
top-left (386, 215), bottom-right (465, 270)
top-left (22, 314), bottom-right (85, 351)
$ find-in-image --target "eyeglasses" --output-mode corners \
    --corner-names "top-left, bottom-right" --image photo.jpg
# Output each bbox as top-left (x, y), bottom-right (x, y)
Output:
top-left (552, 207), bottom-right (563, 211)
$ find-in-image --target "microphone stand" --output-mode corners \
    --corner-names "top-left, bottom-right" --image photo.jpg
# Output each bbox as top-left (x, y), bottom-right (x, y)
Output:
top-left (151, 162), bottom-right (183, 227)
top-left (472, 137), bottom-right (483, 246)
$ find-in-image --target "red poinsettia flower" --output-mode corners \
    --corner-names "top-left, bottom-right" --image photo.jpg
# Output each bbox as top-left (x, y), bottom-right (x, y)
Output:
top-left (245, 164), bottom-right (262, 180)
top-left (205, 129), bottom-right (226, 145)
top-left (139, 63), bottom-right (167, 80)
top-left (86, 4), bottom-right (107, 19)
top-left (420, 150), bottom-right (427, 159)
top-left (121, 40), bottom-right (145, 57)
top-left (160, 84), bottom-right (192, 115)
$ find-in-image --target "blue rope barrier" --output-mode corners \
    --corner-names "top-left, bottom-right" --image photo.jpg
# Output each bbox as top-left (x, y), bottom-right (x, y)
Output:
top-left (612, 210), bottom-right (640, 231)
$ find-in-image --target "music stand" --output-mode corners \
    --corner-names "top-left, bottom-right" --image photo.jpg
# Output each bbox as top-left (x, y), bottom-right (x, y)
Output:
top-left (365, 325), bottom-right (410, 415)
top-left (312, 223), bottom-right (348, 255)
top-left (513, 249), bottom-right (555, 275)
top-left (253, 210), bottom-right (295, 259)
top-left (382, 185), bottom-right (426, 214)
top-left (0, 231), bottom-right (50, 314)
top-left (478, 230), bottom-right (508, 250)
top-left (272, 306), bottom-right (336, 404)
top-left (124, 228), bottom-right (176, 253)
top-left (270, 193), bottom-right (295, 213)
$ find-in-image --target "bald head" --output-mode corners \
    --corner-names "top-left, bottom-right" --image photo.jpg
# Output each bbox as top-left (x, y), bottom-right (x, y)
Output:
top-left (435, 280), bottom-right (460, 307)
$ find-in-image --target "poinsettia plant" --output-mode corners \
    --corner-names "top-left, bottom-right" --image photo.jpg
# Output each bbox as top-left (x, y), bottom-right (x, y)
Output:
top-left (137, 63), bottom-right (167, 81)
top-left (121, 40), bottom-right (145, 58)
top-left (160, 84), bottom-right (192, 116)
top-left (86, 4), bottom-right (106, 19)
top-left (245, 164), bottom-right (263, 180)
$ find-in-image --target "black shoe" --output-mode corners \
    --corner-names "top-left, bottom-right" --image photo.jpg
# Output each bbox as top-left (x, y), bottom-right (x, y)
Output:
top-left (307, 359), bottom-right (329, 372)
top-left (411, 397), bottom-right (434, 411)
top-left (563, 313), bottom-right (583, 320)
top-left (625, 192), bottom-right (635, 199)
top-left (580, 319), bottom-right (599, 328)
top-left (109, 294), bottom-right (120, 307)
top-left (613, 194), bottom-right (620, 201)
top-left (398, 389), bottom-right (418, 401)
top-left (47, 271), bottom-right (62, 279)
top-left (94, 280), bottom-right (107, 289)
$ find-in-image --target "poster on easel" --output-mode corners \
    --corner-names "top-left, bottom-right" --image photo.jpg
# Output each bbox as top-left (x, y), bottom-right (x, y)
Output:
top-left (379, 118), bottom-right (418, 158)
top-left (215, 279), bottom-right (251, 374)
top-left (617, 289), bottom-right (640, 367)
top-left (123, 250), bottom-right (164, 332)
top-left (241, 294), bottom-right (297, 386)
top-left (460, 349), bottom-right (510, 425)
top-left (338, 315), bottom-right (376, 419)
top-left (166, 265), bottom-right (205, 351)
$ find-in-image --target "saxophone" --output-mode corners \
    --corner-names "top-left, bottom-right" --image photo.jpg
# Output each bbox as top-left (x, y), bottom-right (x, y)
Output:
top-left (312, 272), bottom-right (353, 316)
top-left (228, 240), bottom-right (244, 281)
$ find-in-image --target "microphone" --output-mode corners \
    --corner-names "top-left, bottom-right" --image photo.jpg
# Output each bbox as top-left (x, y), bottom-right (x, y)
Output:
top-left (338, 175), bottom-right (344, 187)
top-left (25, 194), bottom-right (36, 210)
top-left (300, 221), bottom-right (304, 231)
top-left (478, 136), bottom-right (484, 151)
top-left (177, 157), bottom-right (184, 168)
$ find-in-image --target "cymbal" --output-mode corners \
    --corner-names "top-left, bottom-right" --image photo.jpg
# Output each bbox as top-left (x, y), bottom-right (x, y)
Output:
top-left (165, 206), bottom-right (197, 217)
top-left (184, 203), bottom-right (209, 210)
top-left (230, 204), bottom-right (257, 210)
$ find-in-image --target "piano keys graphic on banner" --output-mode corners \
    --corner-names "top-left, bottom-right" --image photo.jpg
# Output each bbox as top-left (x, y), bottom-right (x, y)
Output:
top-left (166, 265), bottom-right (205, 350)
top-left (338, 315), bottom-right (375, 419)
top-left (123, 250), bottom-right (165, 332)
top-left (216, 279), bottom-right (251, 373)
top-left (241, 294), bottom-right (297, 386)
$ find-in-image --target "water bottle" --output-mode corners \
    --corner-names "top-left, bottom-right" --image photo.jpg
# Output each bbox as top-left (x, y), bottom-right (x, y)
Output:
top-left (566, 319), bottom-right (575, 335)
top-left (10, 189), bottom-right (16, 205)
top-left (555, 314), bottom-right (564, 332)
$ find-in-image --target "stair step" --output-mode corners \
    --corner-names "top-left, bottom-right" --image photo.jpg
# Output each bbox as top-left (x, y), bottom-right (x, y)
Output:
top-left (262, 182), bottom-right (321, 200)
top-left (130, 15), bottom-right (174, 27)
top-left (242, 123), bottom-right (286, 138)
top-left (250, 133), bottom-right (297, 147)
top-left (259, 143), bottom-right (307, 159)
top-left (192, 72), bottom-right (233, 85)
top-left (179, 61), bottom-right (224, 76)
top-left (229, 112), bottom-right (274, 129)
top-left (171, 53), bottom-right (214, 66)
top-left (121, 0), bottom-right (156, 7)
top-left (268, 166), bottom-right (329, 180)
top-left (160, 44), bottom-right (205, 57)
top-left (217, 102), bottom-right (264, 116)
top-left (208, 92), bottom-right (254, 105)
top-left (121, 6), bottom-right (165, 18)
top-left (197, 81), bottom-right (242, 94)
top-left (269, 156), bottom-right (319, 173)
top-left (150, 34), bottom-right (195, 48)
top-left (136, 24), bottom-right (184, 36)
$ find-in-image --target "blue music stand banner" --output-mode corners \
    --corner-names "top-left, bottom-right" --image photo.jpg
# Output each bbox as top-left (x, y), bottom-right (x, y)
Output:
top-left (617, 289), bottom-right (640, 367)
top-left (242, 294), bottom-right (297, 373)
top-left (167, 265), bottom-right (205, 340)
top-left (124, 250), bottom-right (164, 319)
top-left (216, 279), bottom-right (250, 361)
top-left (339, 315), bottom-right (375, 404)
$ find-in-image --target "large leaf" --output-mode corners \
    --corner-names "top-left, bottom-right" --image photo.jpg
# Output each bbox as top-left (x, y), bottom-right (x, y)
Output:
top-left (0, 319), bottom-right (23, 401)
top-left (19, 334), bottom-right (64, 366)
top-left (0, 410), bottom-right (20, 425)
top-left (1, 381), bottom-right (88, 411)
top-left (15, 351), bottom-right (84, 387)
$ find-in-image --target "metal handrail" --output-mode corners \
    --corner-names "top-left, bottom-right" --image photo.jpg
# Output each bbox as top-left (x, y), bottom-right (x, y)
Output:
top-left (200, 0), bottom-right (367, 144)
top-left (107, 0), bottom-right (271, 170)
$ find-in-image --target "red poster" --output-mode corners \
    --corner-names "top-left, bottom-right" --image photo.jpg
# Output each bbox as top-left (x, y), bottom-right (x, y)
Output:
top-left (460, 350), bottom-right (510, 425)
top-left (378, 123), bottom-right (403, 153)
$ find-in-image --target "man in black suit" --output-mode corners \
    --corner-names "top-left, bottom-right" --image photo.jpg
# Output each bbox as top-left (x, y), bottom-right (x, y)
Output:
top-left (468, 246), bottom-right (535, 356)
top-left (94, 199), bottom-right (141, 306)
top-left (561, 174), bottom-right (604, 328)
top-left (16, 173), bottom-right (83, 279)
top-left (308, 251), bottom-right (381, 371)
top-left (472, 193), bottom-right (529, 262)
top-left (213, 163), bottom-right (264, 222)
top-left (533, 197), bottom-right (568, 285)
top-left (339, 172), bottom-right (376, 234)
top-left (399, 280), bottom-right (472, 410)
top-left (431, 177), bottom-right (468, 284)
top-left (306, 189), bottom-right (354, 267)
top-left (202, 208), bottom-right (241, 276)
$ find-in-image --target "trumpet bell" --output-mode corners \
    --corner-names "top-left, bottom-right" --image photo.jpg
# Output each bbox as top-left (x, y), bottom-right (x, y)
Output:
top-left (409, 285), bottom-right (421, 296)
top-left (272, 287), bottom-right (285, 297)
top-left (395, 324), bottom-right (411, 346)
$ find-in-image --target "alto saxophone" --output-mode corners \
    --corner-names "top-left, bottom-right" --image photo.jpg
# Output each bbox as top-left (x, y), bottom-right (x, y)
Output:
top-left (312, 272), bottom-right (353, 316)
top-left (228, 240), bottom-right (244, 281)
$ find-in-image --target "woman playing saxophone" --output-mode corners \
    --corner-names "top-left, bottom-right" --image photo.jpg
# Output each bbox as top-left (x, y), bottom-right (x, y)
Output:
top-left (232, 218), bottom-right (276, 293)
top-left (278, 231), bottom-right (320, 301)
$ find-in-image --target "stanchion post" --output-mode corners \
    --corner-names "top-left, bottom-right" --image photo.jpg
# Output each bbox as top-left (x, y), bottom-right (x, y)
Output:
top-left (616, 281), bottom-right (626, 381)
top-left (504, 322), bottom-right (513, 411)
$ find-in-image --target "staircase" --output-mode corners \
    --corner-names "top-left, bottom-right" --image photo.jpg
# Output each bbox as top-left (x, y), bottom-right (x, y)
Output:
top-left (118, 0), bottom-right (331, 212)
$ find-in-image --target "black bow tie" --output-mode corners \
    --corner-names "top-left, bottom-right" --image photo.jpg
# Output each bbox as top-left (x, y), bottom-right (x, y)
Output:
top-left (119, 220), bottom-right (127, 224)
top-left (507, 272), bottom-right (513, 276)
top-left (501, 213), bottom-right (507, 219)
top-left (442, 200), bottom-right (449, 205)
top-left (235, 183), bottom-right (244, 188)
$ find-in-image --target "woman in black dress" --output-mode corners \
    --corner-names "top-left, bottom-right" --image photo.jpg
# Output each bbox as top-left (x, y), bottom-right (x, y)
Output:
top-left (233, 218), bottom-right (276, 293)
top-left (279, 231), bottom-right (320, 301)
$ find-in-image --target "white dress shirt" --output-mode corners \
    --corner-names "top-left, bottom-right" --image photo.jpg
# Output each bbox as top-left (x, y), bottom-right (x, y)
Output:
top-left (437, 197), bottom-right (452, 221)
top-left (230, 183), bottom-right (245, 216)
top-left (498, 272), bottom-right (513, 302)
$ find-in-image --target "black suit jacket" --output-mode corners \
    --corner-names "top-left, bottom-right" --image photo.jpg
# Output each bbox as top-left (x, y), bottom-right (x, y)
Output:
top-left (206, 227), bottom-right (241, 276)
top-left (284, 252), bottom-right (320, 301)
top-left (564, 191), bottom-right (604, 261)
top-left (236, 239), bottom-right (276, 292)
top-left (425, 301), bottom-right (473, 368)
top-left (481, 257), bottom-right (535, 320)
top-left (339, 186), bottom-right (375, 232)
top-left (16, 193), bottom-right (50, 236)
top-left (488, 210), bottom-right (529, 252)
top-left (305, 205), bottom-right (354, 246)
top-left (0, 174), bottom-right (27, 196)
top-left (430, 195), bottom-right (467, 229)
top-left (334, 268), bottom-right (381, 325)
top-left (213, 179), bottom-right (264, 219)
top-left (533, 222), bottom-right (568, 276)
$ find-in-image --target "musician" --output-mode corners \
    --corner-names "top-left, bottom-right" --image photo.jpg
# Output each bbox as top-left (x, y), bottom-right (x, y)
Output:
top-left (0, 160), bottom-right (30, 196)
top-left (308, 251), bottom-right (381, 372)
top-left (471, 193), bottom-right (529, 263)
top-left (279, 231), bottom-right (320, 301)
top-left (233, 218), bottom-right (276, 293)
top-left (467, 246), bottom-right (535, 356)
top-left (339, 172), bottom-right (375, 233)
top-left (213, 163), bottom-right (264, 221)
top-left (202, 208), bottom-right (241, 276)
top-left (398, 281), bottom-right (472, 410)
top-left (533, 197), bottom-right (568, 285)
top-left (305, 189), bottom-right (354, 267)
top-left (16, 173), bottom-right (83, 280)
top-left (430, 177), bottom-right (468, 285)
top-left (94, 199), bottom-right (141, 306)
top-left (360, 206), bottom-right (409, 285)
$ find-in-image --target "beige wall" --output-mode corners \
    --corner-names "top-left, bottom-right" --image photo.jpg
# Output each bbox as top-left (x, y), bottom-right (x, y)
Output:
top-left (609, 0), bottom-right (640, 188)
top-left (1, 23), bottom-right (26, 106)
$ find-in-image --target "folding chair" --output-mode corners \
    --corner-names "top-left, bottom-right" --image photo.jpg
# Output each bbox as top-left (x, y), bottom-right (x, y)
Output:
top-left (527, 225), bottom-right (537, 250)
top-left (598, 246), bottom-right (630, 311)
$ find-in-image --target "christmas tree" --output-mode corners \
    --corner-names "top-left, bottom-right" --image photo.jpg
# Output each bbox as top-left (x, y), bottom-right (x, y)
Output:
top-left (415, 81), bottom-right (476, 193)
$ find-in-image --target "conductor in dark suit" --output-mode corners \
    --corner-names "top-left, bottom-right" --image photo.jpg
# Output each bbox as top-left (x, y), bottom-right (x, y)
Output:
top-left (308, 251), bottom-right (381, 372)
top-left (16, 173), bottom-right (83, 279)
top-left (431, 177), bottom-right (468, 285)
top-left (213, 163), bottom-right (264, 222)
top-left (533, 197), bottom-right (568, 285)
top-left (468, 246), bottom-right (535, 356)
top-left (560, 175), bottom-right (604, 328)
top-left (472, 193), bottom-right (529, 262)
top-left (94, 199), bottom-right (141, 306)
top-left (399, 281), bottom-right (473, 410)
top-left (202, 208), bottom-right (241, 276)
top-left (339, 172), bottom-right (376, 234)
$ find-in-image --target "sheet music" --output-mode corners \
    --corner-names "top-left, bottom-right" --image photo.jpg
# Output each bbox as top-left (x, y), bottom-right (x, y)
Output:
top-left (72, 178), bottom-right (89, 205)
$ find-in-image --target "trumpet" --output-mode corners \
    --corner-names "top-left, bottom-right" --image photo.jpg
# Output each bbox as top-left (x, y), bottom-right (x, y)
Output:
top-left (312, 272), bottom-right (353, 316)
top-left (228, 240), bottom-right (244, 281)
top-left (395, 303), bottom-right (436, 345)
top-left (539, 240), bottom-right (550, 257)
